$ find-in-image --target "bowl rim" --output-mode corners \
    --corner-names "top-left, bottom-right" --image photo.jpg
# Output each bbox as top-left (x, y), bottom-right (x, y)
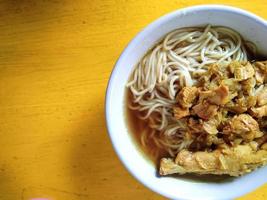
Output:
top-left (105, 4), bottom-right (267, 200)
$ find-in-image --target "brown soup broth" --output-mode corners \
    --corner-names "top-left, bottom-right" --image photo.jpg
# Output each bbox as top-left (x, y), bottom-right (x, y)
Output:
top-left (124, 89), bottom-right (169, 166)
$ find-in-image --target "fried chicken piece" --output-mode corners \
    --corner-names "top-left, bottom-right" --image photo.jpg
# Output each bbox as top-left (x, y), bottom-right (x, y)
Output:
top-left (225, 100), bottom-right (247, 114)
top-left (221, 78), bottom-right (240, 94)
top-left (224, 114), bottom-right (259, 134)
top-left (226, 96), bottom-right (256, 114)
top-left (254, 61), bottom-right (267, 70)
top-left (192, 101), bottom-right (218, 120)
top-left (261, 143), bottom-right (267, 150)
top-left (254, 61), bottom-right (267, 84)
top-left (209, 85), bottom-right (229, 105)
top-left (203, 118), bottom-right (220, 135)
top-left (192, 85), bottom-right (229, 120)
top-left (250, 105), bottom-right (267, 118)
top-left (241, 77), bottom-right (256, 95)
top-left (206, 135), bottom-right (224, 146)
top-left (199, 85), bottom-right (229, 106)
top-left (173, 106), bottom-right (190, 120)
top-left (255, 67), bottom-right (265, 84)
top-left (159, 145), bottom-right (267, 176)
top-left (233, 62), bottom-right (255, 81)
top-left (177, 86), bottom-right (198, 108)
top-left (257, 87), bottom-right (267, 106)
top-left (223, 114), bottom-right (259, 141)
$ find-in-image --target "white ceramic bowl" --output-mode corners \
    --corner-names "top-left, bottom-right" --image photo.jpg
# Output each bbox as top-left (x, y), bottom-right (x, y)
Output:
top-left (105, 5), bottom-right (267, 200)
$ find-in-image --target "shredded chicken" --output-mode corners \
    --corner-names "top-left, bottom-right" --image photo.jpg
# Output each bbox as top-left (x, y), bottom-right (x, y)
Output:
top-left (161, 61), bottom-right (267, 177)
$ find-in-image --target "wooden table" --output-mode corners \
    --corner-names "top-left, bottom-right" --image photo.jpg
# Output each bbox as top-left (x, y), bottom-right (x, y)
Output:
top-left (0, 0), bottom-right (267, 199)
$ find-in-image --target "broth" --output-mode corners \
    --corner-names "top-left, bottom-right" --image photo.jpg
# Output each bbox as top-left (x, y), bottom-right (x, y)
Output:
top-left (125, 89), bottom-right (169, 166)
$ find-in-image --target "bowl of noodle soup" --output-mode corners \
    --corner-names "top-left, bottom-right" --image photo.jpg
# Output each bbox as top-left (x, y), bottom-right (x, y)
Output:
top-left (106, 5), bottom-right (267, 200)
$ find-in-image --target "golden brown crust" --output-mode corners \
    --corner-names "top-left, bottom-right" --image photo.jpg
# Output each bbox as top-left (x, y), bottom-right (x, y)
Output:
top-left (160, 145), bottom-right (267, 176)
top-left (177, 86), bottom-right (198, 108)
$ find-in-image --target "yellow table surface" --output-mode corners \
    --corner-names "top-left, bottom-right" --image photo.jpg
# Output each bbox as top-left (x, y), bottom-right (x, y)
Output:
top-left (1, 0), bottom-right (267, 199)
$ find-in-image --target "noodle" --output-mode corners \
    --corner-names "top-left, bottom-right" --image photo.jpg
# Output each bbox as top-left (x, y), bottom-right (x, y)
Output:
top-left (126, 25), bottom-right (250, 157)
